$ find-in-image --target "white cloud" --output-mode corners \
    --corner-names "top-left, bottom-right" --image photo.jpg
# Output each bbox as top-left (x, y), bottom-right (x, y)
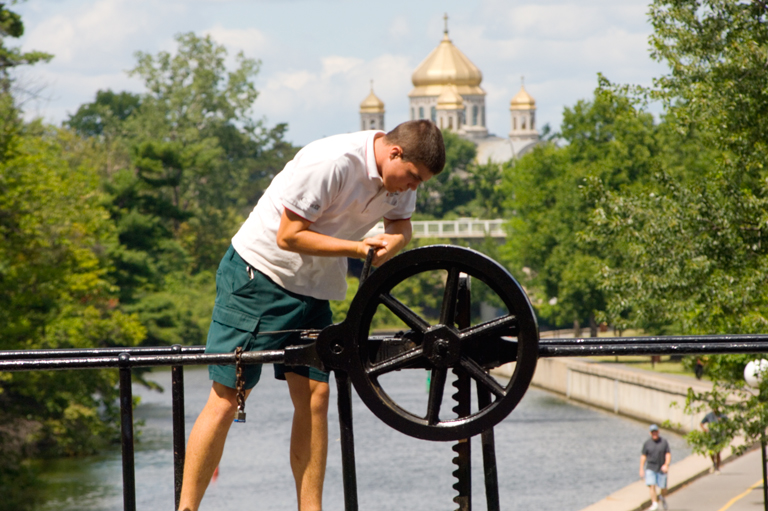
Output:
top-left (14, 0), bottom-right (667, 145)
top-left (24, 0), bottom-right (160, 68)
top-left (18, 67), bottom-right (144, 123)
top-left (388, 16), bottom-right (411, 40)
top-left (321, 56), bottom-right (365, 78)
top-left (204, 25), bottom-right (271, 58)
top-left (255, 53), bottom-right (413, 142)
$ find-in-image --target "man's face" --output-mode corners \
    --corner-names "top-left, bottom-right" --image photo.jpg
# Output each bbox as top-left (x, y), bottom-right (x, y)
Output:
top-left (650, 430), bottom-right (660, 440)
top-left (380, 146), bottom-right (434, 193)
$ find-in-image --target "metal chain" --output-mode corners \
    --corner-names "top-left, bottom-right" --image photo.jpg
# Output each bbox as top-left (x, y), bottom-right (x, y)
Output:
top-left (234, 347), bottom-right (246, 423)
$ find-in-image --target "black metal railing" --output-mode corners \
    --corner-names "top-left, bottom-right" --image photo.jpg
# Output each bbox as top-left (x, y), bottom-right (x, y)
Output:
top-left (0, 345), bottom-right (292, 511)
top-left (3, 334), bottom-right (768, 510)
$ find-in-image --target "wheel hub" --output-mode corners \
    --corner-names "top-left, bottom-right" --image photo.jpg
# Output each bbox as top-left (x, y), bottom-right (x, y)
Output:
top-left (423, 326), bottom-right (461, 368)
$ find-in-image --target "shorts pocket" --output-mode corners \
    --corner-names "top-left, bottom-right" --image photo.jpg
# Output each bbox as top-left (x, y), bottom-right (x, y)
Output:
top-left (211, 305), bottom-right (260, 333)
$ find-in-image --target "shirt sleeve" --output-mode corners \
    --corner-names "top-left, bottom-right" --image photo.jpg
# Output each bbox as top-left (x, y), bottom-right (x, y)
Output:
top-left (281, 159), bottom-right (342, 223)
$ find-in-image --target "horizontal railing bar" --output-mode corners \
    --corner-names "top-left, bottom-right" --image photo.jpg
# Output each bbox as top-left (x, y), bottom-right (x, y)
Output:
top-left (2, 334), bottom-right (768, 371)
top-left (540, 342), bottom-right (768, 357)
top-left (0, 345), bottom-right (206, 360)
top-left (0, 350), bottom-right (285, 372)
top-left (539, 334), bottom-right (768, 357)
top-left (540, 334), bottom-right (768, 345)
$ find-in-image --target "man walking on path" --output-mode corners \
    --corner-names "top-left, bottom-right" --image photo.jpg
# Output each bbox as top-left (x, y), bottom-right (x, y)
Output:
top-left (700, 408), bottom-right (726, 473)
top-left (640, 424), bottom-right (671, 510)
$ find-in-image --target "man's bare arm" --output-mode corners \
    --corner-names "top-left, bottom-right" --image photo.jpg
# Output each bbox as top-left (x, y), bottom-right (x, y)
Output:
top-left (276, 209), bottom-right (388, 261)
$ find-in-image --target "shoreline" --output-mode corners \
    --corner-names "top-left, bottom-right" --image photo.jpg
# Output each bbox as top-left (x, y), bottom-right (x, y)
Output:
top-left (492, 357), bottom-right (744, 511)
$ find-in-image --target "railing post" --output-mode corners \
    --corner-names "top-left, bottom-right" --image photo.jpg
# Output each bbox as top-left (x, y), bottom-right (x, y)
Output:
top-left (118, 352), bottom-right (137, 511)
top-left (477, 387), bottom-right (500, 511)
top-left (335, 370), bottom-right (359, 511)
top-left (171, 344), bottom-right (186, 510)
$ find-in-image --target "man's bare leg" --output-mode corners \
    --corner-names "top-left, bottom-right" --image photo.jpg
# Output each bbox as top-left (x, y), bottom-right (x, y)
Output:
top-left (649, 484), bottom-right (658, 504)
top-left (178, 382), bottom-right (251, 511)
top-left (286, 373), bottom-right (330, 511)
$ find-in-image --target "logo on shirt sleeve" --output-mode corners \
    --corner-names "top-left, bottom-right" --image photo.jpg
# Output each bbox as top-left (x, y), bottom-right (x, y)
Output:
top-left (297, 196), bottom-right (321, 211)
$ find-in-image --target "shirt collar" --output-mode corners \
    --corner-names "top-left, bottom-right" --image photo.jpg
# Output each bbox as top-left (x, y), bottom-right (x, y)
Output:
top-left (365, 131), bottom-right (384, 182)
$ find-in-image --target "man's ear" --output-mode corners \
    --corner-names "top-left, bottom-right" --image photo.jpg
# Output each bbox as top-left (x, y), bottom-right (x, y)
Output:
top-left (389, 145), bottom-right (403, 160)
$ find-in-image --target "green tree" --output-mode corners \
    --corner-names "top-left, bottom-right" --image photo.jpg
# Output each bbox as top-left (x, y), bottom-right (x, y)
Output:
top-left (66, 33), bottom-right (300, 347)
top-left (0, 5), bottom-right (129, 508)
top-left (0, 121), bottom-right (146, 509)
top-left (464, 159), bottom-right (506, 218)
top-left (501, 88), bottom-right (659, 335)
top-left (65, 89), bottom-right (141, 138)
top-left (0, 3), bottom-right (52, 91)
top-left (415, 130), bottom-right (476, 219)
top-left (586, 0), bottom-right (768, 461)
top-left (592, 0), bottom-right (768, 335)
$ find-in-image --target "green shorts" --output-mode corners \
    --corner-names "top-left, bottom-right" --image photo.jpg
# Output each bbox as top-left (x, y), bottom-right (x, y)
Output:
top-left (205, 245), bottom-right (332, 389)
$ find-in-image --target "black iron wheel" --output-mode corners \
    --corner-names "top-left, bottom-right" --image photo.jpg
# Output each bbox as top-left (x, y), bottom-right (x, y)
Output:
top-left (344, 245), bottom-right (539, 442)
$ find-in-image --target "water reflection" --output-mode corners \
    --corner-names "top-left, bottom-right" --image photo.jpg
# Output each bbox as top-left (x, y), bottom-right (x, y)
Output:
top-left (39, 366), bottom-right (690, 511)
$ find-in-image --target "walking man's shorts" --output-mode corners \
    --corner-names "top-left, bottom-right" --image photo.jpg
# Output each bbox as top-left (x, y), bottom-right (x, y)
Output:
top-left (205, 245), bottom-right (332, 389)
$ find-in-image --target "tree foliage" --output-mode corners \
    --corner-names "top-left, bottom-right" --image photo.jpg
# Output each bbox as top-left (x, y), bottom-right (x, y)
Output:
top-left (501, 88), bottom-right (659, 334)
top-left (0, 13), bottom-right (300, 506)
top-left (63, 33), bottom-right (300, 349)
top-left (0, 118), bottom-right (146, 509)
top-left (592, 0), bottom-right (768, 336)
top-left (584, 0), bottom-right (768, 455)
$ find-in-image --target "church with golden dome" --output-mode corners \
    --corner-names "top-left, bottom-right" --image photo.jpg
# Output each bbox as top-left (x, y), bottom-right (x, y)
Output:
top-left (359, 15), bottom-right (540, 163)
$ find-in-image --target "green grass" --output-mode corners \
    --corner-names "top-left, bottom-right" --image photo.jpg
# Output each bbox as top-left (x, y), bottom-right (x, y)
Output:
top-left (589, 355), bottom-right (708, 379)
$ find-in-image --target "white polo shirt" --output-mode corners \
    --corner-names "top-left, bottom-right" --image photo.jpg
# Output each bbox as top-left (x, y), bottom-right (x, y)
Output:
top-left (231, 130), bottom-right (416, 300)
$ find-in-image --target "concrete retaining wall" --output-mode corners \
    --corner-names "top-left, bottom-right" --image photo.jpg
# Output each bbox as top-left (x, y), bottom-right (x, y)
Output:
top-left (495, 358), bottom-right (713, 433)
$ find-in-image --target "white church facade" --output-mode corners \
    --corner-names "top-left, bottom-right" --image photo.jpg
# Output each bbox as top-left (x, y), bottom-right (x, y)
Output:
top-left (360, 16), bottom-right (540, 164)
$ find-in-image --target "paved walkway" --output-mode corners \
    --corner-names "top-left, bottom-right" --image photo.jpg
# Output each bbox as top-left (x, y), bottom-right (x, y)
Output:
top-left (665, 446), bottom-right (765, 511)
top-left (577, 361), bottom-right (766, 511)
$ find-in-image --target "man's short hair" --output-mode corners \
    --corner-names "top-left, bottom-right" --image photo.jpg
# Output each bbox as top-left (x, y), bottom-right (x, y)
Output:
top-left (383, 120), bottom-right (446, 176)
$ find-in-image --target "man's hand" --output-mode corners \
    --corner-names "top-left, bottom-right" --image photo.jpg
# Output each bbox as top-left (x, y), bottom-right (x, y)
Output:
top-left (363, 233), bottom-right (405, 266)
top-left (661, 464), bottom-right (669, 474)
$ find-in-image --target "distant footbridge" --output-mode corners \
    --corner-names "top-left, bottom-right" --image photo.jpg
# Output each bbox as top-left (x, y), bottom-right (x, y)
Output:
top-left (364, 218), bottom-right (507, 239)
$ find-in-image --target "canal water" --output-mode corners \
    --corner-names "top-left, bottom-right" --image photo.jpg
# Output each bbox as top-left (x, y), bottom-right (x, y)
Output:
top-left (38, 366), bottom-right (690, 511)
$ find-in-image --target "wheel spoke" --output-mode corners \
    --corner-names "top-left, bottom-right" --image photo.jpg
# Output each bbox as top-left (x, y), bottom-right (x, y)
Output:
top-left (426, 367), bottom-right (448, 425)
top-left (379, 293), bottom-right (431, 333)
top-left (439, 267), bottom-right (461, 326)
top-left (366, 346), bottom-right (424, 378)
top-left (459, 314), bottom-right (518, 343)
top-left (460, 356), bottom-right (507, 399)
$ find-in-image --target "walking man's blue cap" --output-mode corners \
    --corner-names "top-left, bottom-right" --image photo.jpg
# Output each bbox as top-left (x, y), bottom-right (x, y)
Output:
top-left (649, 424), bottom-right (659, 431)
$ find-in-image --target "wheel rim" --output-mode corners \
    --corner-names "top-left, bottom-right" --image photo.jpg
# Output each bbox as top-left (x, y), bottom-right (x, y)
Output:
top-left (344, 245), bottom-right (539, 442)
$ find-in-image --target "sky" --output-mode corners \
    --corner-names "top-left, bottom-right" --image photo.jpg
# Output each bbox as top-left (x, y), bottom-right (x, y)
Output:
top-left (14, 0), bottom-right (667, 147)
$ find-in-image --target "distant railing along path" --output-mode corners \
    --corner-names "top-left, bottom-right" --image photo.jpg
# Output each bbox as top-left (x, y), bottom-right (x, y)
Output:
top-left (364, 218), bottom-right (507, 239)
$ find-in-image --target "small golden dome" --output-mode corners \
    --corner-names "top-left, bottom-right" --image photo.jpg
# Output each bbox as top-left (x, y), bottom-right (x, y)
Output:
top-left (510, 81), bottom-right (535, 110)
top-left (436, 84), bottom-right (464, 110)
top-left (360, 83), bottom-right (385, 114)
top-left (409, 14), bottom-right (485, 98)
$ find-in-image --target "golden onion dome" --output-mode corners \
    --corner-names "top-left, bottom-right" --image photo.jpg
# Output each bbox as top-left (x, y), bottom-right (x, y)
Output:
top-left (436, 84), bottom-right (464, 110)
top-left (360, 83), bottom-right (385, 113)
top-left (510, 81), bottom-right (536, 110)
top-left (409, 15), bottom-right (485, 98)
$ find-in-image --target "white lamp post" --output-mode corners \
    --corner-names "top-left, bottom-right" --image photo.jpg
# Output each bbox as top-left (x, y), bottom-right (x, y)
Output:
top-left (744, 359), bottom-right (768, 388)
